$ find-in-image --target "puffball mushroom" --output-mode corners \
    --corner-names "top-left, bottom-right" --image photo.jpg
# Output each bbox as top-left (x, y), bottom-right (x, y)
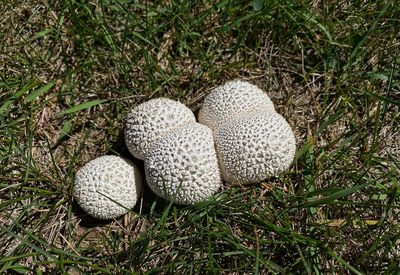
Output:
top-left (74, 155), bottom-right (142, 219)
top-left (198, 80), bottom-right (275, 130)
top-left (125, 98), bottom-right (196, 160)
top-left (214, 111), bottom-right (296, 183)
top-left (145, 123), bottom-right (221, 204)
top-left (198, 79), bottom-right (296, 183)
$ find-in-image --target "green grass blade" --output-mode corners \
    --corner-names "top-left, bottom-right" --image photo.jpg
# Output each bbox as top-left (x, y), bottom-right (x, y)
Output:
top-left (28, 28), bottom-right (53, 41)
top-left (58, 99), bottom-right (108, 115)
top-left (293, 182), bottom-right (370, 209)
top-left (0, 81), bottom-right (39, 114)
top-left (26, 81), bottom-right (55, 102)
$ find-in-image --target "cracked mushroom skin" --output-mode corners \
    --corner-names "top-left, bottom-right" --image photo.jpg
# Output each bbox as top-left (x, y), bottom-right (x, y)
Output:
top-left (125, 98), bottom-right (196, 160)
top-left (198, 80), bottom-right (275, 130)
top-left (215, 111), bottom-right (296, 183)
top-left (145, 123), bottom-right (221, 204)
top-left (74, 155), bottom-right (142, 219)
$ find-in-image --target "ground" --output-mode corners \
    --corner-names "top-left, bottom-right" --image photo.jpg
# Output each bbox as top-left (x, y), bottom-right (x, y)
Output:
top-left (1, 0), bottom-right (399, 273)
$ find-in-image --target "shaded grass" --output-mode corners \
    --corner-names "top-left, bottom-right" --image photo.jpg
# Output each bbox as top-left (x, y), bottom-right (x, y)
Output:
top-left (1, 0), bottom-right (400, 273)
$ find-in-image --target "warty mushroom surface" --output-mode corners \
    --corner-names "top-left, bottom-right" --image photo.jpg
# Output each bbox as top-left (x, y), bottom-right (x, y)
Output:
top-left (74, 155), bottom-right (142, 219)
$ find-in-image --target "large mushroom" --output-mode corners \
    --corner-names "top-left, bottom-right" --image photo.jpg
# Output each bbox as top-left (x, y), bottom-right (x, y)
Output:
top-left (125, 98), bottom-right (196, 160)
top-left (74, 155), bottom-right (142, 219)
top-left (215, 111), bottom-right (296, 183)
top-left (145, 123), bottom-right (221, 204)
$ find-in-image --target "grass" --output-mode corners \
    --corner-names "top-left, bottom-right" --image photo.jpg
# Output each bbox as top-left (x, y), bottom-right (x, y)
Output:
top-left (1, 0), bottom-right (399, 273)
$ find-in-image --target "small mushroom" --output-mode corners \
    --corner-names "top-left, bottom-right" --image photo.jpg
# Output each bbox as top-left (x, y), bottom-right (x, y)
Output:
top-left (74, 155), bottom-right (142, 219)
top-left (215, 111), bottom-right (296, 183)
top-left (145, 123), bottom-right (221, 204)
top-left (198, 80), bottom-right (275, 130)
top-left (125, 98), bottom-right (196, 160)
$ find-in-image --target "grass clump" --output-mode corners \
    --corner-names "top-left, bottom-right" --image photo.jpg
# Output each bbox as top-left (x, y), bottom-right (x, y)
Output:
top-left (1, 0), bottom-right (399, 273)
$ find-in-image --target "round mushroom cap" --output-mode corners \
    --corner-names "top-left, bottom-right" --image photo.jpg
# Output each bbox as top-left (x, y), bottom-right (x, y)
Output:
top-left (215, 111), bottom-right (296, 183)
top-left (125, 98), bottom-right (196, 160)
top-left (74, 155), bottom-right (142, 219)
top-left (145, 123), bottom-right (221, 204)
top-left (198, 80), bottom-right (275, 129)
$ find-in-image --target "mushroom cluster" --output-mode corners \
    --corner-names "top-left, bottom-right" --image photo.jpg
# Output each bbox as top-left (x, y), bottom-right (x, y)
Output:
top-left (199, 80), bottom-right (296, 184)
top-left (73, 80), bottom-right (295, 219)
top-left (124, 98), bottom-right (222, 205)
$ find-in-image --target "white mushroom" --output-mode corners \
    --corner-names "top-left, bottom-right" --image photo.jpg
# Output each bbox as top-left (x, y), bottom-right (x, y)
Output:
top-left (198, 80), bottom-right (275, 130)
top-left (74, 155), bottom-right (142, 219)
top-left (145, 123), bottom-right (221, 204)
top-left (214, 111), bottom-right (296, 183)
top-left (125, 98), bottom-right (196, 160)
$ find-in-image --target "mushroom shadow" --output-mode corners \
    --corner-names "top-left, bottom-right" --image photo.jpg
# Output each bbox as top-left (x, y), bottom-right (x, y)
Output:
top-left (71, 201), bottom-right (114, 228)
